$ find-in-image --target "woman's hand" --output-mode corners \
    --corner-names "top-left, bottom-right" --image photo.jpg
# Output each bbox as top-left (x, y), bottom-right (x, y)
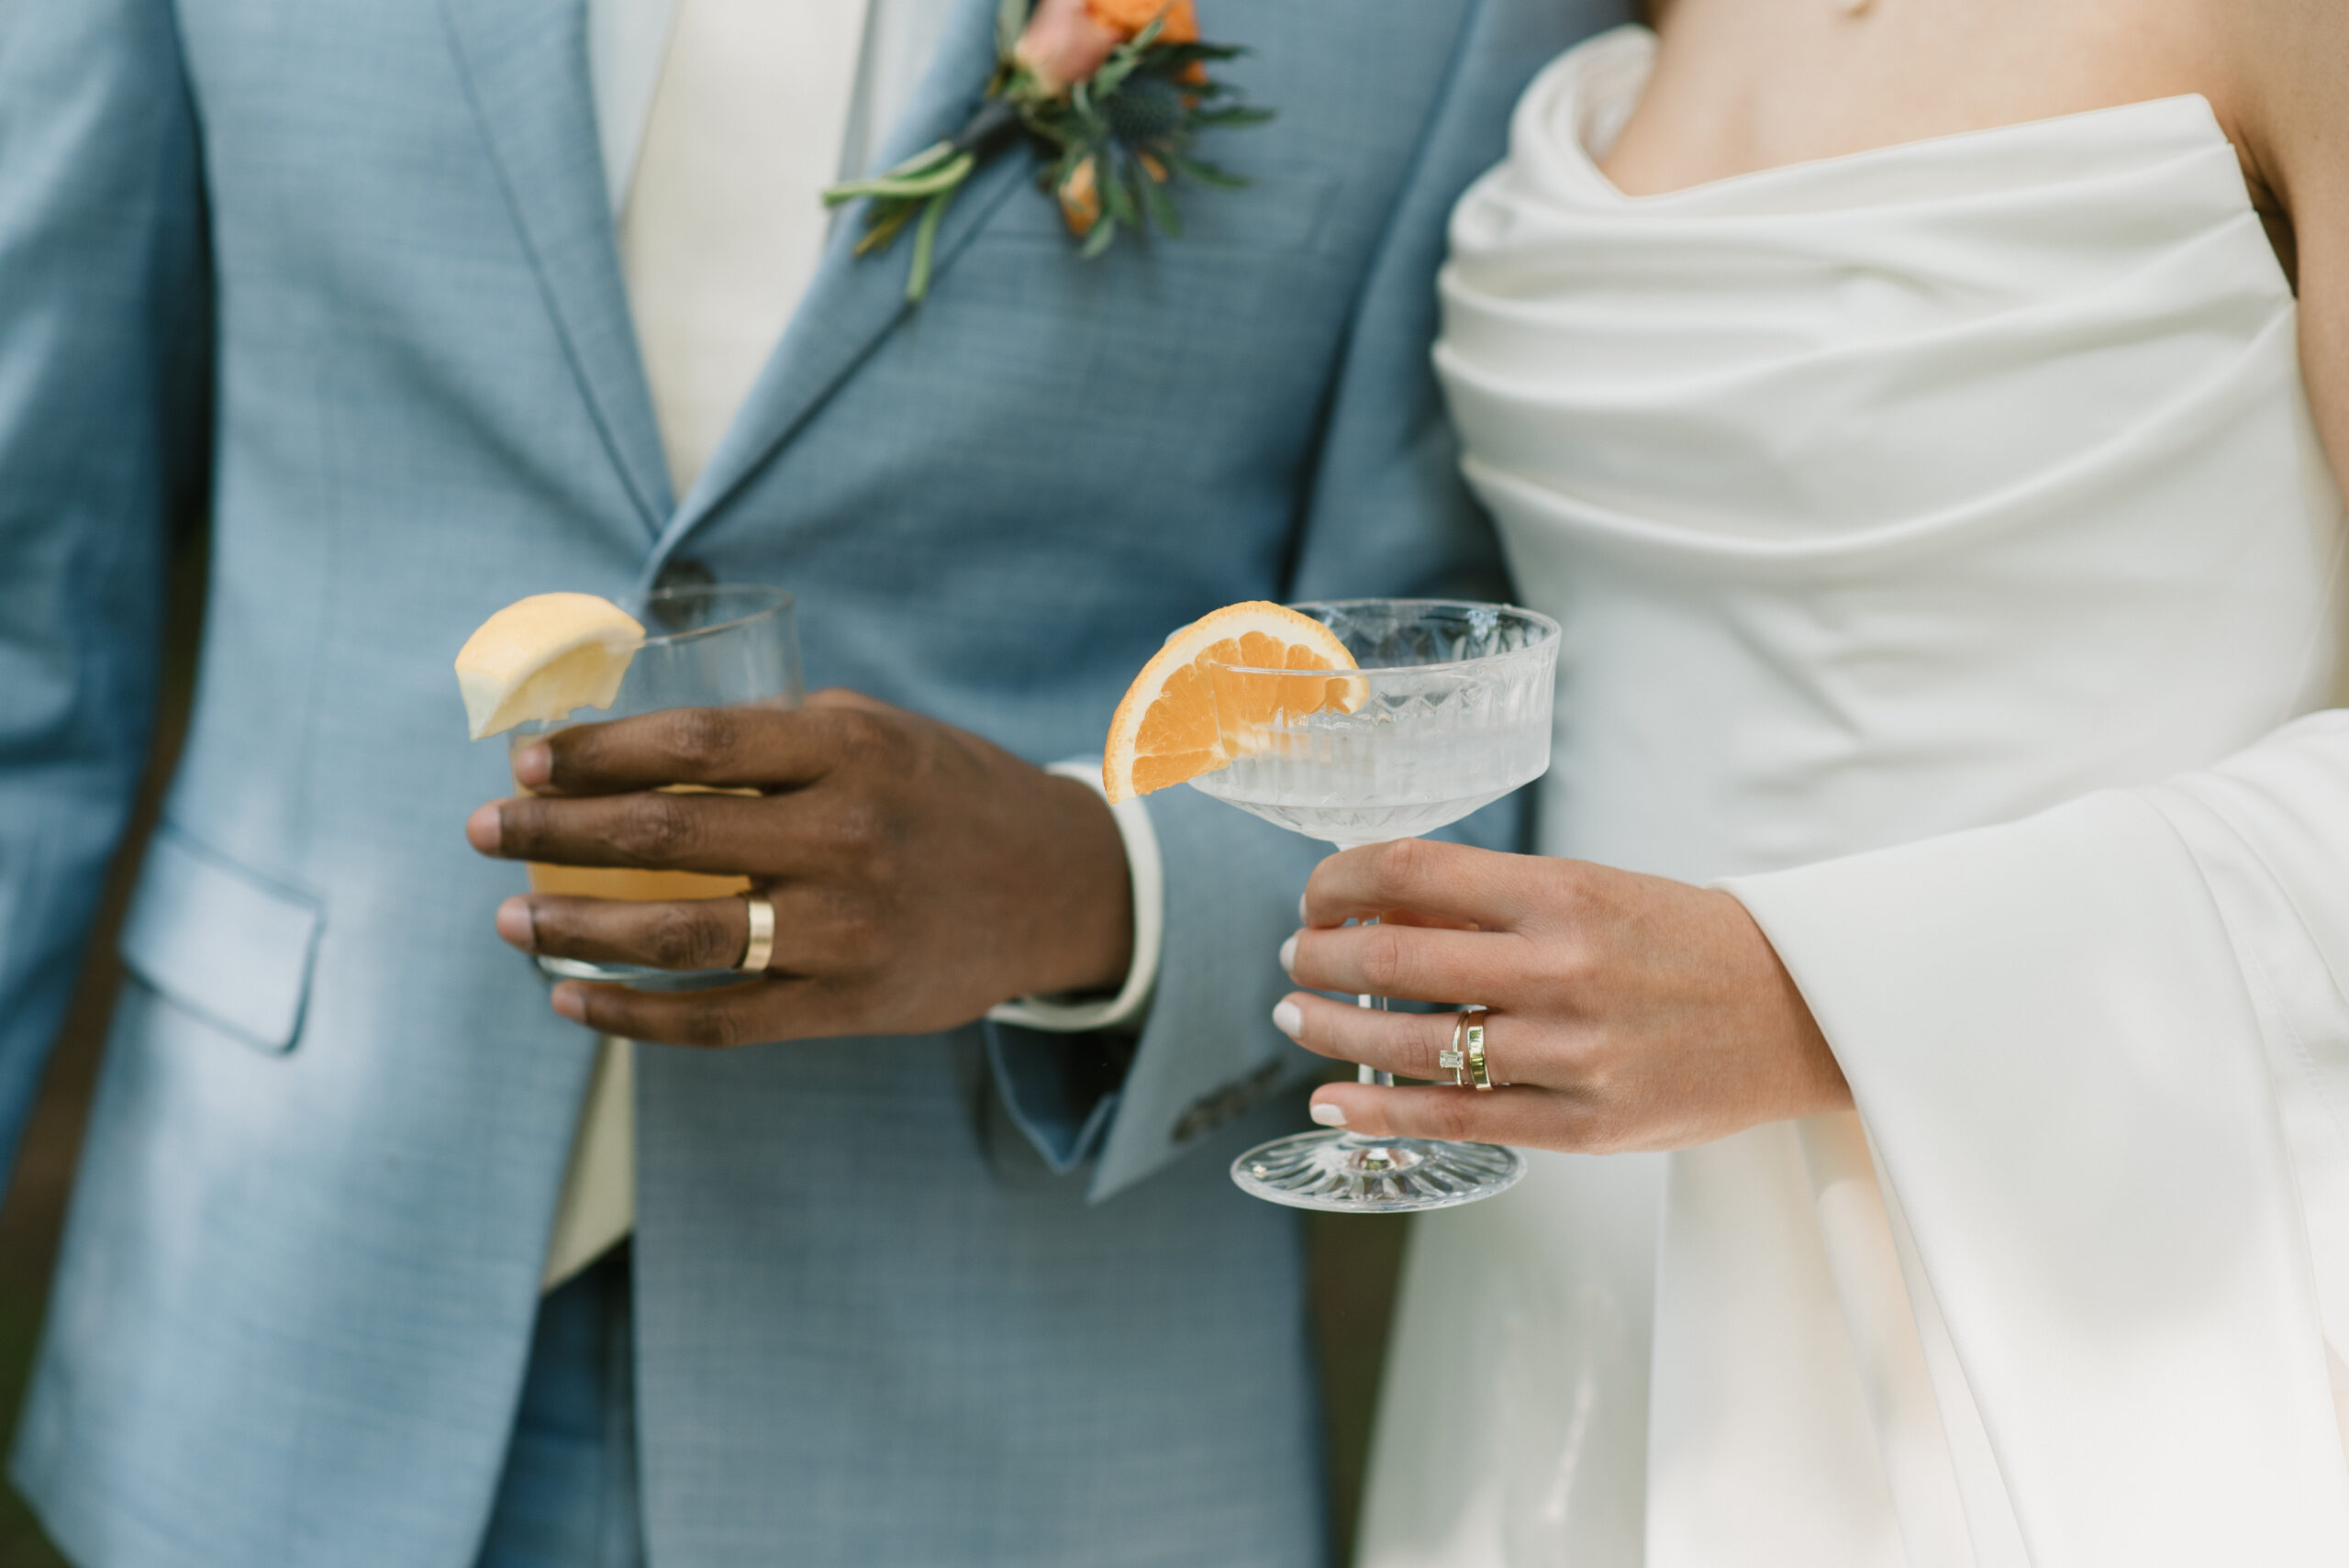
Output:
top-left (1274, 839), bottom-right (1849, 1152)
top-left (464, 690), bottom-right (1132, 1048)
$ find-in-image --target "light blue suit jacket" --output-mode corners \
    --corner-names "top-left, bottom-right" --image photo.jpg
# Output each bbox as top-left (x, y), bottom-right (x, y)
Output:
top-left (0, 0), bottom-right (1622, 1562)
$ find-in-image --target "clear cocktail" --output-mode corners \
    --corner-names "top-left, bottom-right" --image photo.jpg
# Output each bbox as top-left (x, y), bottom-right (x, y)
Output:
top-left (1196, 599), bottom-right (1560, 1213)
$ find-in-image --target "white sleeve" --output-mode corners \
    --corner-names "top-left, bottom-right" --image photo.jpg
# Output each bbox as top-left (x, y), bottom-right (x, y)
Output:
top-left (1721, 709), bottom-right (2349, 1564)
top-left (985, 759), bottom-right (1163, 1035)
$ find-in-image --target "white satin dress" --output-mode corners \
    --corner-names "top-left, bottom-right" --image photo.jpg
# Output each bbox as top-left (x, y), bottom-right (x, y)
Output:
top-left (1361, 27), bottom-right (2349, 1567)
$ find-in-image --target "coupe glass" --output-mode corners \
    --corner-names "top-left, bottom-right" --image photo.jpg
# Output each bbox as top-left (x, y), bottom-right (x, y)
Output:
top-left (1190, 599), bottom-right (1560, 1212)
top-left (511, 584), bottom-right (802, 992)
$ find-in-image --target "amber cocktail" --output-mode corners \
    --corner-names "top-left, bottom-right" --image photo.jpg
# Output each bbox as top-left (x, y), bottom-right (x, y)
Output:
top-left (512, 584), bottom-right (799, 991)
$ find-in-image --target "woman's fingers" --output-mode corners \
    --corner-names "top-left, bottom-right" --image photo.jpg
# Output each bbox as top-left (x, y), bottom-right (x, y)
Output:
top-left (1307, 1083), bottom-right (1606, 1152)
top-left (1301, 838), bottom-right (1537, 930)
top-left (1282, 918), bottom-right (1525, 1006)
top-left (1374, 909), bottom-right (1485, 931)
top-left (1273, 992), bottom-right (1520, 1084)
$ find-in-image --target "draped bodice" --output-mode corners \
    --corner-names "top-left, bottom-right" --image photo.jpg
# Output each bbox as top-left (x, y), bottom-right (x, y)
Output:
top-left (1438, 26), bottom-right (2344, 880)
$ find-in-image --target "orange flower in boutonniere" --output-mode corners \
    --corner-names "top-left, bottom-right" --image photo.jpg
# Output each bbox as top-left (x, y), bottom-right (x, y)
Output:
top-left (822, 0), bottom-right (1269, 302)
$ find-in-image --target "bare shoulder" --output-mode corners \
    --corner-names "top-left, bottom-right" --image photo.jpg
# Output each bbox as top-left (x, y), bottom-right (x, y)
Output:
top-left (2213, 0), bottom-right (2349, 232)
top-left (2214, 0), bottom-right (2349, 473)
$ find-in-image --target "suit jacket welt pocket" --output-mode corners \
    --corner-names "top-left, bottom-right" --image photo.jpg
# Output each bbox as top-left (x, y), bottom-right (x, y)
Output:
top-left (118, 826), bottom-right (323, 1054)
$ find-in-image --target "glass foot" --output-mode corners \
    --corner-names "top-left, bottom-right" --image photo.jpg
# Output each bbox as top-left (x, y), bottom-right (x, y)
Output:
top-left (1230, 1130), bottom-right (1524, 1213)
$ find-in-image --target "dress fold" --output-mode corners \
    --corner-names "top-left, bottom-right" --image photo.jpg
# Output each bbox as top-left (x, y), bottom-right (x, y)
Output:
top-left (1729, 793), bottom-right (2349, 1562)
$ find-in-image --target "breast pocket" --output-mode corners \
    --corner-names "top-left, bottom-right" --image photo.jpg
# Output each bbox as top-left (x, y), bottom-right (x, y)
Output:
top-left (118, 826), bottom-right (323, 1053)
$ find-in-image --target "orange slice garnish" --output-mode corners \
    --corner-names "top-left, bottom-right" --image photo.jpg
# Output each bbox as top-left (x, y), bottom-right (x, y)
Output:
top-left (454, 593), bottom-right (647, 740)
top-left (1104, 601), bottom-right (1363, 803)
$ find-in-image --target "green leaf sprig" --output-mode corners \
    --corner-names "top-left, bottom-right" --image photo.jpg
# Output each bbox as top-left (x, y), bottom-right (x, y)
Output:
top-left (822, 1), bottom-right (1271, 301)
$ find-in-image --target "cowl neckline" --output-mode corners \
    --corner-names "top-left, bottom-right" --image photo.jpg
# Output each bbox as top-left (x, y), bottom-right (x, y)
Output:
top-left (1436, 24), bottom-right (2297, 560)
top-left (1528, 25), bottom-right (2232, 218)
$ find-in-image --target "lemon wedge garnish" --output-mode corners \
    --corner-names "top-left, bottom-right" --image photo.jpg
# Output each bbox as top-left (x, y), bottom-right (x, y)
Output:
top-left (455, 593), bottom-right (647, 740)
top-left (1103, 601), bottom-right (1363, 803)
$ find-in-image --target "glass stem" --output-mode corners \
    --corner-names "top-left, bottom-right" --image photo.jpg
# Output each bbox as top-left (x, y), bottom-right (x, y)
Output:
top-left (1343, 917), bottom-right (1403, 1149)
top-left (1357, 994), bottom-right (1394, 1087)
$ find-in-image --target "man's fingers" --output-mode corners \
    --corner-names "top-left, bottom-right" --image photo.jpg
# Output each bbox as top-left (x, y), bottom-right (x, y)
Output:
top-left (477, 790), bottom-right (812, 873)
top-left (1307, 1083), bottom-right (1599, 1151)
top-left (1301, 839), bottom-right (1534, 930)
top-left (1282, 919), bottom-right (1524, 1006)
top-left (517, 700), bottom-right (899, 795)
top-left (498, 894), bottom-right (757, 973)
top-left (500, 883), bottom-right (884, 975)
top-left (804, 686), bottom-right (889, 713)
top-left (549, 974), bottom-right (872, 1049)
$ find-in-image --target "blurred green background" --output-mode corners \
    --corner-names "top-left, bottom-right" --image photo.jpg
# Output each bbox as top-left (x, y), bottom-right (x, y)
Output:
top-left (0, 535), bottom-right (1408, 1567)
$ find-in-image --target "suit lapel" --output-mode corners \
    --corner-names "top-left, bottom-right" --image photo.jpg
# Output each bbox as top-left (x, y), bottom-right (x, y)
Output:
top-left (440, 0), bottom-right (674, 535)
top-left (640, 0), bottom-right (1019, 582)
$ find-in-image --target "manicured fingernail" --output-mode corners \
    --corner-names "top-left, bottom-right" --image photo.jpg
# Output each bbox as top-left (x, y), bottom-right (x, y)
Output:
top-left (512, 743), bottom-right (552, 788)
top-left (1298, 892), bottom-right (1308, 923)
top-left (1271, 999), bottom-right (1302, 1039)
top-left (1278, 934), bottom-right (1297, 974)
top-left (495, 897), bottom-right (534, 949)
top-left (550, 983), bottom-right (586, 1023)
top-left (1310, 1101), bottom-right (1348, 1128)
top-left (465, 803), bottom-right (503, 853)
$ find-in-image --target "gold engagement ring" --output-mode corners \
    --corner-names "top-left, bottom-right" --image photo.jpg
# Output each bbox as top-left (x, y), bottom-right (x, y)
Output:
top-left (1441, 1008), bottom-right (1497, 1091)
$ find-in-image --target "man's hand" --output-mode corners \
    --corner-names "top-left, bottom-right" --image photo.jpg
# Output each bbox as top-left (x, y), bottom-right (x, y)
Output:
top-left (464, 690), bottom-right (1133, 1048)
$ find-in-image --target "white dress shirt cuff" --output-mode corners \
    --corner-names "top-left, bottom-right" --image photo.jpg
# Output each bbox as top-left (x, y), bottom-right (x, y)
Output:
top-left (985, 759), bottom-right (1163, 1034)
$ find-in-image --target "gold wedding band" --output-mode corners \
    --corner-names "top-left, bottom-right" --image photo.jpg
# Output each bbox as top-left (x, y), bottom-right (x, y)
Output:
top-left (1465, 1015), bottom-right (1494, 1091)
top-left (738, 893), bottom-right (775, 974)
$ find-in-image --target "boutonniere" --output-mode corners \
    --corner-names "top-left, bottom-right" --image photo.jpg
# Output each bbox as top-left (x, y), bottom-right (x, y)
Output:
top-left (823, 0), bottom-right (1271, 302)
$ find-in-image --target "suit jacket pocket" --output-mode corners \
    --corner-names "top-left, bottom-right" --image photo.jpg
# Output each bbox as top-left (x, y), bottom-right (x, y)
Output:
top-left (118, 826), bottom-right (323, 1053)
